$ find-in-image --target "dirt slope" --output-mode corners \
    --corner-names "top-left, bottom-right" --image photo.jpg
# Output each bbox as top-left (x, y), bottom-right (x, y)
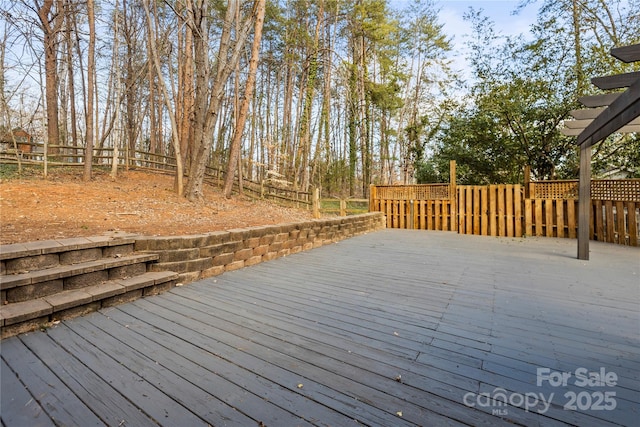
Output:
top-left (0, 168), bottom-right (313, 245)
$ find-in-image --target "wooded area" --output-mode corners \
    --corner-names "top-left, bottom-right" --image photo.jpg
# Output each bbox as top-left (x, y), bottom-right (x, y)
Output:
top-left (1, 0), bottom-right (638, 201)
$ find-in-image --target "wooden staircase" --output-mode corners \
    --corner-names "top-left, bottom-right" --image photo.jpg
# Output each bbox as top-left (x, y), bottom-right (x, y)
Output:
top-left (0, 236), bottom-right (179, 338)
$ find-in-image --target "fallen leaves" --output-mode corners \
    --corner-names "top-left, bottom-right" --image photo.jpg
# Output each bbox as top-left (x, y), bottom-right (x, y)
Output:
top-left (1, 169), bottom-right (313, 244)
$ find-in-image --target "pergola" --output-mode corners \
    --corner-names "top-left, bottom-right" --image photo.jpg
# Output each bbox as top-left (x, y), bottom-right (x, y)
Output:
top-left (561, 43), bottom-right (640, 260)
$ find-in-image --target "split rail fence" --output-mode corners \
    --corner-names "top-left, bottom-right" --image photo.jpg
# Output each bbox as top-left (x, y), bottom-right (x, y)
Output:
top-left (0, 143), bottom-right (313, 209)
top-left (370, 176), bottom-right (640, 247)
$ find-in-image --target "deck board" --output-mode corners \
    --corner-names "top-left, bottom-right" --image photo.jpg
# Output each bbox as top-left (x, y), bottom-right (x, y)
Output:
top-left (15, 332), bottom-right (158, 426)
top-left (86, 309), bottom-right (350, 426)
top-left (1, 339), bottom-right (103, 427)
top-left (74, 319), bottom-right (303, 426)
top-left (1, 358), bottom-right (56, 427)
top-left (143, 293), bottom-right (494, 426)
top-left (2, 229), bottom-right (639, 426)
top-left (39, 324), bottom-right (207, 427)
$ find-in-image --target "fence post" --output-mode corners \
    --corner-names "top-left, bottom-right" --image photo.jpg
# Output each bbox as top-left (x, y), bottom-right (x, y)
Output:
top-left (524, 165), bottom-right (531, 199)
top-left (369, 184), bottom-right (376, 212)
top-left (340, 199), bottom-right (347, 216)
top-left (450, 160), bottom-right (457, 232)
top-left (312, 188), bottom-right (320, 218)
top-left (409, 200), bottom-right (415, 229)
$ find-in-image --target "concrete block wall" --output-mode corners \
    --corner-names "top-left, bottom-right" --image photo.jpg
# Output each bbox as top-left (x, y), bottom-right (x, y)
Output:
top-left (134, 212), bottom-right (386, 284)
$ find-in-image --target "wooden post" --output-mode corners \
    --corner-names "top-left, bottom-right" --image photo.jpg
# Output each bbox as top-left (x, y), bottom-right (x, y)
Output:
top-left (449, 160), bottom-right (457, 231)
top-left (369, 184), bottom-right (376, 212)
top-left (409, 200), bottom-right (415, 229)
top-left (312, 188), bottom-right (320, 218)
top-left (524, 165), bottom-right (531, 199)
top-left (340, 199), bottom-right (347, 216)
top-left (578, 143), bottom-right (591, 260)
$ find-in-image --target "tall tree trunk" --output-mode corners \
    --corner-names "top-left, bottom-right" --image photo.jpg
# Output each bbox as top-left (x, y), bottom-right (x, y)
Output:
top-left (110, 0), bottom-right (122, 179)
top-left (0, 27), bottom-right (5, 129)
top-left (185, 0), bottom-right (258, 202)
top-left (282, 49), bottom-right (294, 177)
top-left (142, 0), bottom-right (184, 195)
top-left (83, 0), bottom-right (95, 181)
top-left (297, 4), bottom-right (322, 192)
top-left (348, 63), bottom-right (358, 197)
top-left (320, 4), bottom-right (335, 186)
top-left (146, 3), bottom-right (157, 157)
top-left (572, 0), bottom-right (584, 96)
top-left (224, 0), bottom-right (266, 198)
top-left (357, 35), bottom-right (370, 196)
top-left (122, 0), bottom-right (139, 167)
top-left (176, 2), bottom-right (194, 177)
top-left (37, 0), bottom-right (62, 154)
top-left (64, 1), bottom-right (78, 160)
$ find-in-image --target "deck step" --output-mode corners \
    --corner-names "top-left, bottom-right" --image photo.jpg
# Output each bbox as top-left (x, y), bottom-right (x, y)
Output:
top-left (0, 271), bottom-right (179, 338)
top-left (0, 254), bottom-right (160, 304)
top-left (1, 236), bottom-right (182, 339)
top-left (1, 236), bottom-right (137, 275)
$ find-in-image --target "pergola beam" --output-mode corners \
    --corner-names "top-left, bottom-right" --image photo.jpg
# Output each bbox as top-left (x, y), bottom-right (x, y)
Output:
top-left (578, 93), bottom-right (621, 107)
top-left (577, 78), bottom-right (640, 148)
top-left (561, 124), bottom-right (640, 136)
top-left (591, 71), bottom-right (640, 90)
top-left (569, 107), bottom-right (606, 120)
top-left (564, 119), bottom-right (592, 129)
top-left (562, 116), bottom-right (640, 130)
top-left (611, 44), bottom-right (640, 63)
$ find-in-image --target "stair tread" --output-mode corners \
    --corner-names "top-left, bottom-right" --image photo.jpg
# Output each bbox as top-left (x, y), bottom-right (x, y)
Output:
top-left (0, 271), bottom-right (178, 327)
top-left (0, 237), bottom-right (136, 261)
top-left (0, 253), bottom-right (160, 290)
top-left (0, 299), bottom-right (53, 326)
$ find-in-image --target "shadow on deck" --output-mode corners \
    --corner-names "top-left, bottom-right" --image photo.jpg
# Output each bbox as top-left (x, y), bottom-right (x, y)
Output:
top-left (1, 229), bottom-right (638, 426)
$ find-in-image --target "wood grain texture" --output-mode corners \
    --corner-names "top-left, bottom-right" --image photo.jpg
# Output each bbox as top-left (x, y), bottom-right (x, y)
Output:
top-left (2, 230), bottom-right (638, 426)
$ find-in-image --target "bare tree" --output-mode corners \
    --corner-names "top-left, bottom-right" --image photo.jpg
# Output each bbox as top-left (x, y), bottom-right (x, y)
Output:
top-left (83, 0), bottom-right (95, 180)
top-left (184, 0), bottom-right (260, 202)
top-left (0, 18), bottom-right (8, 130)
top-left (121, 0), bottom-right (137, 164)
top-left (63, 0), bottom-right (79, 158)
top-left (36, 0), bottom-right (64, 153)
top-left (175, 1), bottom-right (195, 178)
top-left (223, 0), bottom-right (266, 198)
top-left (142, 0), bottom-right (184, 195)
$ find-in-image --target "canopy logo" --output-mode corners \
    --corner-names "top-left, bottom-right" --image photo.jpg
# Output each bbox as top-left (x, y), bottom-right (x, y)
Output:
top-left (463, 388), bottom-right (553, 415)
top-left (462, 366), bottom-right (618, 416)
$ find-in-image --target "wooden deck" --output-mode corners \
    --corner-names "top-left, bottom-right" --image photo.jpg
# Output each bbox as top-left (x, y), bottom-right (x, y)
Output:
top-left (1, 229), bottom-right (638, 426)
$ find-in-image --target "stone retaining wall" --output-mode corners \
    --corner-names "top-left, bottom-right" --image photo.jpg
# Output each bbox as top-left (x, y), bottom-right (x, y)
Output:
top-left (133, 212), bottom-right (386, 284)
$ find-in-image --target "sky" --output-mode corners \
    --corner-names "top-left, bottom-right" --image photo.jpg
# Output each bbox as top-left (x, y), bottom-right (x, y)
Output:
top-left (434, 0), bottom-right (539, 41)
top-left (392, 0), bottom-right (541, 79)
